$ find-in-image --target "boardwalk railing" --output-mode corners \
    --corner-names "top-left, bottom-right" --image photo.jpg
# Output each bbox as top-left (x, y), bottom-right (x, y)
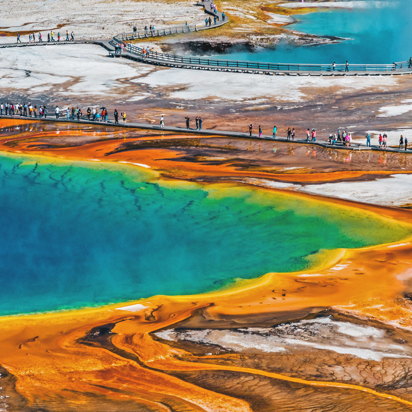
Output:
top-left (112, 36), bottom-right (412, 74)
top-left (111, 0), bottom-right (412, 75)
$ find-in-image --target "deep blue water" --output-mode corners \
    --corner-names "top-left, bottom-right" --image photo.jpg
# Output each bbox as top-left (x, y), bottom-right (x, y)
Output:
top-left (216, 0), bottom-right (411, 64)
top-left (0, 153), bottom-right (410, 316)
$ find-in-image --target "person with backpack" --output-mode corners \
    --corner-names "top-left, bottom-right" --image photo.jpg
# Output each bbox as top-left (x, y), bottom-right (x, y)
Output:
top-left (17, 33), bottom-right (21, 43)
top-left (114, 109), bottom-right (119, 124)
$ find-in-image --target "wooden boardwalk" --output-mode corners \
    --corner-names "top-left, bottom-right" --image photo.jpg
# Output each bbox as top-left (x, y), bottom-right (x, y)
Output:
top-left (1, 114), bottom-right (410, 154)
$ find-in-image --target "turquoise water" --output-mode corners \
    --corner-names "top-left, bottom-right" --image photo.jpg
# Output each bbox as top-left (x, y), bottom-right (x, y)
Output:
top-left (0, 153), bottom-right (410, 316)
top-left (217, 0), bottom-right (411, 64)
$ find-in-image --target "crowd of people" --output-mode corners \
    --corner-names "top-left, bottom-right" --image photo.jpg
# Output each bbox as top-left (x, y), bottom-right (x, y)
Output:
top-left (0, 102), bottom-right (128, 124)
top-left (0, 102), bottom-right (49, 117)
top-left (17, 30), bottom-right (75, 44)
top-left (0, 103), bottom-right (409, 151)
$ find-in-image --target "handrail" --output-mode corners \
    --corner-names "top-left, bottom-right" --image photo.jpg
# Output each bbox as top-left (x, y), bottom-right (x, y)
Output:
top-left (114, 40), bottom-right (412, 73)
top-left (111, 0), bottom-right (412, 75)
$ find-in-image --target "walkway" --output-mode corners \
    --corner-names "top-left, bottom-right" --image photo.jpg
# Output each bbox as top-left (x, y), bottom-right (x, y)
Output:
top-left (1, 114), bottom-right (410, 154)
top-left (0, 1), bottom-right (411, 76)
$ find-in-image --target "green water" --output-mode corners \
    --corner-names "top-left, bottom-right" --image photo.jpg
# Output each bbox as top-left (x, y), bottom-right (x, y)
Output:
top-left (0, 153), bottom-right (410, 316)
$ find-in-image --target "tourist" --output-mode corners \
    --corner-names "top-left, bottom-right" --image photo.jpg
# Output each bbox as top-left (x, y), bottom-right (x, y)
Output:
top-left (104, 109), bottom-right (108, 122)
top-left (51, 31), bottom-right (54, 41)
top-left (345, 61), bottom-right (349, 72)
top-left (311, 129), bottom-right (317, 142)
top-left (185, 116), bottom-right (190, 128)
top-left (287, 127), bottom-right (291, 141)
top-left (222, 12), bottom-right (226, 21)
top-left (122, 112), bottom-right (127, 124)
top-left (114, 109), bottom-right (119, 124)
top-left (366, 132), bottom-right (371, 147)
top-left (405, 137), bottom-right (408, 151)
top-left (345, 133), bottom-right (350, 147)
top-left (87, 107), bottom-right (91, 120)
top-left (291, 128), bottom-right (295, 141)
top-left (249, 124), bottom-right (253, 136)
top-left (39, 33), bottom-right (43, 42)
top-left (199, 117), bottom-right (203, 130)
top-left (399, 135), bottom-right (404, 149)
top-left (259, 125), bottom-right (262, 138)
top-left (92, 107), bottom-right (96, 120)
top-left (272, 125), bottom-right (277, 139)
top-left (57, 32), bottom-right (60, 42)
top-left (66, 30), bottom-right (69, 41)
top-left (306, 128), bottom-right (310, 142)
top-left (332, 62), bottom-right (336, 71)
top-left (71, 31), bottom-right (74, 41)
top-left (44, 106), bottom-right (48, 118)
top-left (160, 115), bottom-right (164, 128)
top-left (55, 106), bottom-right (60, 119)
top-left (66, 108), bottom-right (70, 120)
top-left (96, 111), bottom-right (101, 121)
top-left (379, 134), bottom-right (383, 148)
top-left (47, 33), bottom-right (50, 42)
top-left (208, 17), bottom-right (212, 26)
top-left (0, 103), bottom-right (3, 115)
top-left (17, 33), bottom-right (21, 43)
top-left (195, 116), bottom-right (199, 130)
top-left (383, 134), bottom-right (387, 149)
top-left (205, 17), bottom-right (208, 26)
top-left (214, 16), bottom-right (217, 25)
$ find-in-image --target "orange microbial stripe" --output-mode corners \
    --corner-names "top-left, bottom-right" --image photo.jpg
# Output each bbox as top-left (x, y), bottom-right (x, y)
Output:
top-left (173, 363), bottom-right (412, 408)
